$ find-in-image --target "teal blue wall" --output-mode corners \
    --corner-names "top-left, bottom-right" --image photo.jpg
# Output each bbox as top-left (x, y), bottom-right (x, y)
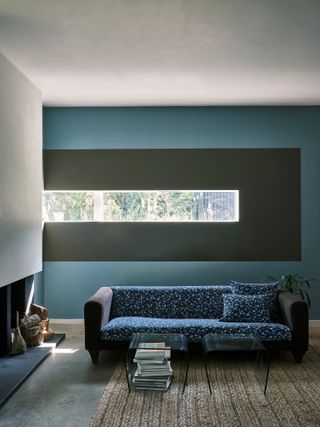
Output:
top-left (43, 107), bottom-right (320, 319)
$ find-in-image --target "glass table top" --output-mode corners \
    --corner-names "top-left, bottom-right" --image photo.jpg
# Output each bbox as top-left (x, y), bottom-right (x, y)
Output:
top-left (129, 332), bottom-right (188, 352)
top-left (202, 333), bottom-right (266, 353)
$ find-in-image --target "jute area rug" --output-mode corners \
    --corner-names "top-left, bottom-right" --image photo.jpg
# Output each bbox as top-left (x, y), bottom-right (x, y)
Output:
top-left (89, 338), bottom-right (320, 427)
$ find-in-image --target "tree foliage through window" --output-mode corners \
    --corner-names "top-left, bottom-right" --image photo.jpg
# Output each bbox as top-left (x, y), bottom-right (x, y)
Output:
top-left (43, 191), bottom-right (238, 222)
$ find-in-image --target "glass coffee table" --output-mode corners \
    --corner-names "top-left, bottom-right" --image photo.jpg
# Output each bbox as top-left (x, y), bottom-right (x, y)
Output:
top-left (126, 332), bottom-right (189, 393)
top-left (202, 333), bottom-right (270, 395)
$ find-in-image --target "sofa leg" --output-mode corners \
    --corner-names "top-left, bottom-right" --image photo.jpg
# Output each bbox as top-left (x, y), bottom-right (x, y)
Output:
top-left (293, 351), bottom-right (304, 363)
top-left (89, 350), bottom-right (100, 364)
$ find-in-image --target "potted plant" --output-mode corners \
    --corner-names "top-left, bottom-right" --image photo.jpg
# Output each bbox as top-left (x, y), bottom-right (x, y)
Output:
top-left (264, 274), bottom-right (317, 307)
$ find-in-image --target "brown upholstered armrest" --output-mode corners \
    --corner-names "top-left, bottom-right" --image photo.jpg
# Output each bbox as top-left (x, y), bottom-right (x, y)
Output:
top-left (278, 289), bottom-right (309, 353)
top-left (84, 287), bottom-right (113, 350)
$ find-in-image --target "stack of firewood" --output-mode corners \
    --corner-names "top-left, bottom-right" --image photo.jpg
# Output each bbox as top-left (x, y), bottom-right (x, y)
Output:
top-left (20, 304), bottom-right (54, 346)
top-left (30, 303), bottom-right (54, 342)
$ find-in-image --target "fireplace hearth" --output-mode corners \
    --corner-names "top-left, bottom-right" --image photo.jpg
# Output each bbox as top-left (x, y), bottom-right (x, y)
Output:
top-left (0, 275), bottom-right (34, 356)
top-left (0, 276), bottom-right (65, 408)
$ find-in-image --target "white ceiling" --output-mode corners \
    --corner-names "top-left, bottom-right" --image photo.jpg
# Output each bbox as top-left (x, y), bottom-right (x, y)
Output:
top-left (0, 0), bottom-right (320, 106)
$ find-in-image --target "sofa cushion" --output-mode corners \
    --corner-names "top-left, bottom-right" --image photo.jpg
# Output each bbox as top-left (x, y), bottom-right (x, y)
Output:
top-left (230, 281), bottom-right (280, 295)
top-left (110, 286), bottom-right (232, 319)
top-left (220, 294), bottom-right (273, 323)
top-left (220, 294), bottom-right (272, 323)
top-left (100, 316), bottom-right (292, 343)
top-left (230, 281), bottom-right (283, 323)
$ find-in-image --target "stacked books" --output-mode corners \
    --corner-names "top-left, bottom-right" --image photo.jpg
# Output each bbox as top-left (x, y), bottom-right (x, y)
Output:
top-left (132, 342), bottom-right (173, 391)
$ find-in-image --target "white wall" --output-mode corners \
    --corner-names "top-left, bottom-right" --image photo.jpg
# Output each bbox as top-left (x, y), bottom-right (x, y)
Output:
top-left (0, 52), bottom-right (42, 287)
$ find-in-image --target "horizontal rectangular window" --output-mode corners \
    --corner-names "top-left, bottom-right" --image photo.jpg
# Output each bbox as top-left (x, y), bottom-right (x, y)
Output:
top-left (42, 190), bottom-right (239, 222)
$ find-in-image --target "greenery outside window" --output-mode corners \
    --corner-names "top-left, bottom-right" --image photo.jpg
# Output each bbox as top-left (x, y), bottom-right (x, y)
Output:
top-left (42, 190), bottom-right (239, 222)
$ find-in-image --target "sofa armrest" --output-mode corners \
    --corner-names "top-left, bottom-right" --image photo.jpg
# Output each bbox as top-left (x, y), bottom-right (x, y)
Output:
top-left (278, 289), bottom-right (309, 353)
top-left (84, 287), bottom-right (113, 351)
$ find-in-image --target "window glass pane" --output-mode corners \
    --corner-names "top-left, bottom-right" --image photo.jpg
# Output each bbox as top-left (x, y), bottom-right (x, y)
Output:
top-left (42, 192), bottom-right (94, 221)
top-left (103, 191), bottom-right (238, 221)
top-left (43, 190), bottom-right (239, 222)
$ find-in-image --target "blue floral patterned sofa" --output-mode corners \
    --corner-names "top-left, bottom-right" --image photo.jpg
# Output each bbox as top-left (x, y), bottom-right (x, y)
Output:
top-left (84, 285), bottom-right (308, 363)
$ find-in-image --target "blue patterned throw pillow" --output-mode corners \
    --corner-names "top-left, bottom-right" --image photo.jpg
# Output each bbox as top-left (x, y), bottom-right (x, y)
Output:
top-left (230, 281), bottom-right (283, 323)
top-left (220, 294), bottom-right (273, 323)
top-left (230, 281), bottom-right (279, 295)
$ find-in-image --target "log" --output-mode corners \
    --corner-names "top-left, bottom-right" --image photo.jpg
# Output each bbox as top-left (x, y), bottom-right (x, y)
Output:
top-left (30, 304), bottom-right (48, 320)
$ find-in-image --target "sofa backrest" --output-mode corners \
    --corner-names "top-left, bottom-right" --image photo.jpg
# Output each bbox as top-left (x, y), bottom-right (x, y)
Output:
top-left (110, 286), bottom-right (232, 319)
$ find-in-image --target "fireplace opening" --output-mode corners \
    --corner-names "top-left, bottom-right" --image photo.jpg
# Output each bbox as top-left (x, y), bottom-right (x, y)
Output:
top-left (0, 275), bottom-right (34, 357)
top-left (0, 276), bottom-right (65, 408)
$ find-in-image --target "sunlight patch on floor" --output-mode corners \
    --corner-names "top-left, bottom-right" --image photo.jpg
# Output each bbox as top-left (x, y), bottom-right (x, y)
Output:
top-left (52, 348), bottom-right (79, 354)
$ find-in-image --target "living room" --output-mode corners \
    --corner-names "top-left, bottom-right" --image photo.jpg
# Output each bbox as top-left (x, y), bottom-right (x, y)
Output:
top-left (0, 1), bottom-right (320, 426)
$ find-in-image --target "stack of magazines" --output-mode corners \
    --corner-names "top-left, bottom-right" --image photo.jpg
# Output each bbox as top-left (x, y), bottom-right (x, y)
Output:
top-left (132, 342), bottom-right (173, 391)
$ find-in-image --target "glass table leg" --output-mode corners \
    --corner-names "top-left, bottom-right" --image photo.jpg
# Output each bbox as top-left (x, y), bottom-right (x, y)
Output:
top-left (125, 349), bottom-right (132, 393)
top-left (256, 349), bottom-right (271, 395)
top-left (182, 351), bottom-right (190, 394)
top-left (204, 353), bottom-right (212, 395)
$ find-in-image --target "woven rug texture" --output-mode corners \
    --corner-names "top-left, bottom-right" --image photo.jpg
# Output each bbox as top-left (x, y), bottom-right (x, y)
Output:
top-left (89, 339), bottom-right (320, 427)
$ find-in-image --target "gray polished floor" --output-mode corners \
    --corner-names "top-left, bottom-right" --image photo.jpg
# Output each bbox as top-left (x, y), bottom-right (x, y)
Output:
top-left (0, 324), bottom-right (122, 427)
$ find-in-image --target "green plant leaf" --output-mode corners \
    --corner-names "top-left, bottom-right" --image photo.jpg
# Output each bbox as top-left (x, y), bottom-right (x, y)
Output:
top-left (263, 273), bottom-right (317, 306)
top-left (306, 293), bottom-right (311, 308)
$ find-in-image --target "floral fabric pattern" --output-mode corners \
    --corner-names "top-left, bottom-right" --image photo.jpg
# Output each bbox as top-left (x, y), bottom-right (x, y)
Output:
top-left (100, 285), bottom-right (292, 344)
top-left (220, 294), bottom-right (273, 323)
top-left (110, 286), bottom-right (232, 320)
top-left (100, 316), bottom-right (292, 342)
top-left (230, 281), bottom-right (280, 295)
top-left (230, 281), bottom-right (283, 323)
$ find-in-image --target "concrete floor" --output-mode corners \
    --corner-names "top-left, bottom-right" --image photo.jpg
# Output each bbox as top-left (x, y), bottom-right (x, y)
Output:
top-left (0, 323), bottom-right (122, 427)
